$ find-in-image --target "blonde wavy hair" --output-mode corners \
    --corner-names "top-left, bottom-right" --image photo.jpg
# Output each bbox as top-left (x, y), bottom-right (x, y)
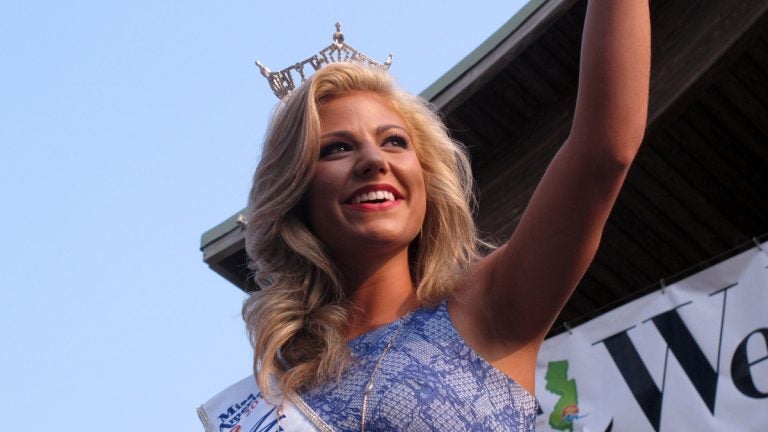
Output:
top-left (243, 63), bottom-right (483, 399)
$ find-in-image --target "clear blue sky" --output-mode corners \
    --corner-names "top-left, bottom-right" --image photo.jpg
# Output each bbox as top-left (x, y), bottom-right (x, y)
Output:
top-left (0, 1), bottom-right (526, 429)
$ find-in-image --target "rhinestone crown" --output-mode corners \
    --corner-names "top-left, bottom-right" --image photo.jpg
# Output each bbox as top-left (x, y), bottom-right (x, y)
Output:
top-left (255, 23), bottom-right (393, 100)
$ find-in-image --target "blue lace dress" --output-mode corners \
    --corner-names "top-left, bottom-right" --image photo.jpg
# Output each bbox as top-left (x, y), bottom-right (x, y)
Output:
top-left (299, 301), bottom-right (537, 431)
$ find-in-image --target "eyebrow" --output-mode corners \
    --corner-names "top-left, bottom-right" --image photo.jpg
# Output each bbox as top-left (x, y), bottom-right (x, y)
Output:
top-left (376, 124), bottom-right (409, 135)
top-left (320, 124), bottom-right (409, 140)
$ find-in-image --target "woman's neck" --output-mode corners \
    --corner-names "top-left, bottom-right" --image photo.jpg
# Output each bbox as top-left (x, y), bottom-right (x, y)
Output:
top-left (338, 248), bottom-right (421, 339)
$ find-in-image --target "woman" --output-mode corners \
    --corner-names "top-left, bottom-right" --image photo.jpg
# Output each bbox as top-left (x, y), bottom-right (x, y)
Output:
top-left (200, 1), bottom-right (650, 430)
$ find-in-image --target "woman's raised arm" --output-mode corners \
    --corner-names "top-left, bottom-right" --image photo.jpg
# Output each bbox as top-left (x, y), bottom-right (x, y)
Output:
top-left (453, 0), bottom-right (651, 364)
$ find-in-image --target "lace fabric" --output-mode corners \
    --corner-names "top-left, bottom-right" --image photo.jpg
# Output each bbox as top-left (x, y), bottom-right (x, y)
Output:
top-left (300, 301), bottom-right (537, 431)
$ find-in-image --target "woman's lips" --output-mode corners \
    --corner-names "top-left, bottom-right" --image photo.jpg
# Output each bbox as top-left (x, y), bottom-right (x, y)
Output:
top-left (343, 184), bottom-right (404, 211)
top-left (349, 190), bottom-right (396, 204)
top-left (344, 184), bottom-right (403, 203)
top-left (343, 199), bottom-right (402, 212)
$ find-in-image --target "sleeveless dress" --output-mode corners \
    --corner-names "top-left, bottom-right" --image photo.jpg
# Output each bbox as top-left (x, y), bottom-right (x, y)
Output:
top-left (300, 301), bottom-right (537, 431)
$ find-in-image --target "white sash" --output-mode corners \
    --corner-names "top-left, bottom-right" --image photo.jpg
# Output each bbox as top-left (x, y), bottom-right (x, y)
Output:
top-left (197, 375), bottom-right (334, 432)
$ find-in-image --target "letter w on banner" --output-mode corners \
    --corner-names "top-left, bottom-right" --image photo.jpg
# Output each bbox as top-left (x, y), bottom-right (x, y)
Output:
top-left (535, 241), bottom-right (768, 432)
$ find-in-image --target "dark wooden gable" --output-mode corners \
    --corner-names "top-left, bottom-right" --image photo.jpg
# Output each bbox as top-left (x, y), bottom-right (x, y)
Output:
top-left (433, 0), bottom-right (768, 331)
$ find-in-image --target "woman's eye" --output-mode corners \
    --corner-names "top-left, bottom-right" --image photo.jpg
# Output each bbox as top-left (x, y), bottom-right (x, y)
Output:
top-left (319, 142), bottom-right (352, 158)
top-left (383, 135), bottom-right (408, 149)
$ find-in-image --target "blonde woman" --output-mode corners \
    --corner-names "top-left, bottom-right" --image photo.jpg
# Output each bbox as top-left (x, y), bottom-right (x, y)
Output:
top-left (199, 1), bottom-right (651, 430)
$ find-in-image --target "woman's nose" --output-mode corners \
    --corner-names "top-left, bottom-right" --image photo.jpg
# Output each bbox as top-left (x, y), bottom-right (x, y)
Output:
top-left (354, 146), bottom-right (388, 177)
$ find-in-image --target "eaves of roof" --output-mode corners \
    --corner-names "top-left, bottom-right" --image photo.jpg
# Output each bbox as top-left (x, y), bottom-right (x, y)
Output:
top-left (200, 210), bottom-right (245, 251)
top-left (419, 0), bottom-right (548, 102)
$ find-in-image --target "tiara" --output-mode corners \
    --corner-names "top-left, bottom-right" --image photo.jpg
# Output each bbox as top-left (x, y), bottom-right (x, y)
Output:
top-left (255, 23), bottom-right (393, 99)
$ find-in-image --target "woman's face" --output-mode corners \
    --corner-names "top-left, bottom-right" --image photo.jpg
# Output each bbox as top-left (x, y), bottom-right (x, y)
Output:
top-left (306, 91), bottom-right (426, 260)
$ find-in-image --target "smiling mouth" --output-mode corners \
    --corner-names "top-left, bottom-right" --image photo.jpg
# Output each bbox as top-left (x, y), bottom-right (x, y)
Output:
top-left (350, 190), bottom-right (397, 205)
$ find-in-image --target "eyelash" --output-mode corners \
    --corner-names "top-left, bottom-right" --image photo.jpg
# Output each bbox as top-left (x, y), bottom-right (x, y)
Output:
top-left (318, 134), bottom-right (409, 159)
top-left (319, 142), bottom-right (352, 158)
top-left (383, 134), bottom-right (409, 149)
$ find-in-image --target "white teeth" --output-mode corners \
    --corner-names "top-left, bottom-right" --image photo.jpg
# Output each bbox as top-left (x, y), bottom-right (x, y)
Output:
top-left (351, 190), bottom-right (396, 204)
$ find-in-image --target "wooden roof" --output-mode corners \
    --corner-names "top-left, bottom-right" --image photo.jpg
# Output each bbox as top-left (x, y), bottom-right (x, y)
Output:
top-left (200, 0), bottom-right (768, 335)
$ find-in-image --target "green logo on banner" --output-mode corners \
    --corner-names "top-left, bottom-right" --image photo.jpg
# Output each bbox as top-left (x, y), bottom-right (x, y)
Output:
top-left (545, 360), bottom-right (583, 431)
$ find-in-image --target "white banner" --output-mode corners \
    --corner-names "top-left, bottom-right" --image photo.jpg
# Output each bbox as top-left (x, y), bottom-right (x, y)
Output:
top-left (535, 241), bottom-right (768, 432)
